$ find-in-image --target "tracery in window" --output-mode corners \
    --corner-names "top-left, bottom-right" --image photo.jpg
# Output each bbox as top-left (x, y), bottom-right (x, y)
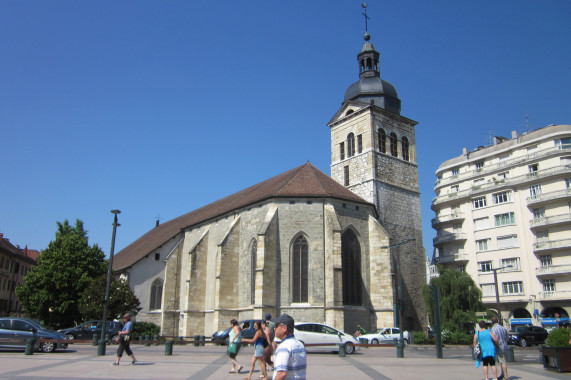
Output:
top-left (292, 235), bottom-right (308, 303)
top-left (150, 279), bottom-right (163, 310)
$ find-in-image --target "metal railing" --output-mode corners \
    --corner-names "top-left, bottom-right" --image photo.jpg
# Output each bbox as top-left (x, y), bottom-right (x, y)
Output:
top-left (538, 290), bottom-right (571, 301)
top-left (536, 264), bottom-right (571, 276)
top-left (527, 188), bottom-right (571, 206)
top-left (533, 238), bottom-right (571, 252)
top-left (431, 212), bottom-right (465, 227)
top-left (530, 213), bottom-right (571, 228)
top-left (433, 233), bottom-right (467, 245)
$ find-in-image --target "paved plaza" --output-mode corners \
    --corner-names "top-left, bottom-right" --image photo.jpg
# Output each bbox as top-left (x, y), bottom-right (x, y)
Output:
top-left (1, 343), bottom-right (570, 380)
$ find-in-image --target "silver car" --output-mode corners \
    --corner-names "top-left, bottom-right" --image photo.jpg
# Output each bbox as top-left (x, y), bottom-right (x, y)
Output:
top-left (0, 318), bottom-right (69, 353)
top-left (294, 322), bottom-right (359, 354)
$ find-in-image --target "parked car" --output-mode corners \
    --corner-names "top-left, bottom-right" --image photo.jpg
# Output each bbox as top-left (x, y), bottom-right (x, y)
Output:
top-left (58, 320), bottom-right (122, 342)
top-left (293, 322), bottom-right (359, 354)
top-left (361, 327), bottom-right (410, 345)
top-left (211, 320), bottom-right (261, 345)
top-left (0, 317), bottom-right (69, 353)
top-left (508, 326), bottom-right (548, 347)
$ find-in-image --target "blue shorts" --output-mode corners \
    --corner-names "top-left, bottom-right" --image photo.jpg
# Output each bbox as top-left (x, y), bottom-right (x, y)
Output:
top-left (255, 344), bottom-right (264, 357)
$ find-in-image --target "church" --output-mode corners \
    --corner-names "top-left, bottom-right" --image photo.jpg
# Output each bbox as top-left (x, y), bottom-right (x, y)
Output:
top-left (112, 26), bottom-right (427, 336)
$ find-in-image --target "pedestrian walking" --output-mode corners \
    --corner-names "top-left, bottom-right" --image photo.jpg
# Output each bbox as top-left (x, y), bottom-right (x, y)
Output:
top-left (273, 314), bottom-right (306, 380)
top-left (227, 319), bottom-right (243, 374)
top-left (474, 320), bottom-right (499, 380)
top-left (491, 316), bottom-right (509, 380)
top-left (113, 314), bottom-right (137, 366)
top-left (241, 321), bottom-right (268, 380)
top-left (262, 320), bottom-right (274, 371)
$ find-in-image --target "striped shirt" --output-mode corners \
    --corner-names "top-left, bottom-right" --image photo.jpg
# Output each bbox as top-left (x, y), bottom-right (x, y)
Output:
top-left (273, 335), bottom-right (306, 380)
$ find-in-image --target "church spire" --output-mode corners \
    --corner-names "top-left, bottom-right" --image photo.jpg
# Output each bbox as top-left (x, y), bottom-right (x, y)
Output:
top-left (358, 3), bottom-right (380, 79)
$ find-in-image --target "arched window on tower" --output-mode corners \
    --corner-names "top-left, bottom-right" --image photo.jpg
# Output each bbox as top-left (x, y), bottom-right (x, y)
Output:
top-left (402, 136), bottom-right (410, 161)
top-left (150, 278), bottom-right (163, 310)
top-left (390, 132), bottom-right (398, 157)
top-left (341, 229), bottom-right (362, 306)
top-left (347, 133), bottom-right (355, 157)
top-left (251, 240), bottom-right (257, 305)
top-left (292, 235), bottom-right (308, 303)
top-left (378, 128), bottom-right (386, 153)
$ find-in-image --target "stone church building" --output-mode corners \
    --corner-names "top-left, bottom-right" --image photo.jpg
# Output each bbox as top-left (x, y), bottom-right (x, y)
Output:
top-left (113, 30), bottom-right (426, 337)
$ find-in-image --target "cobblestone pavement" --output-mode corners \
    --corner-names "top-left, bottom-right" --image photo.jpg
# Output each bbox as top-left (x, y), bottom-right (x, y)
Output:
top-left (1, 343), bottom-right (570, 380)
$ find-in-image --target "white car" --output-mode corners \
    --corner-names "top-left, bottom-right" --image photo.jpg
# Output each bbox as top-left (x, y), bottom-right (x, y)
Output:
top-left (293, 322), bottom-right (359, 354)
top-left (361, 327), bottom-right (410, 345)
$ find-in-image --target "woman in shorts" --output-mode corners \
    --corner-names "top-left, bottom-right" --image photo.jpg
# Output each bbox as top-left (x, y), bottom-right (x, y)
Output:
top-left (241, 321), bottom-right (268, 380)
top-left (227, 319), bottom-right (243, 374)
top-left (474, 320), bottom-right (499, 380)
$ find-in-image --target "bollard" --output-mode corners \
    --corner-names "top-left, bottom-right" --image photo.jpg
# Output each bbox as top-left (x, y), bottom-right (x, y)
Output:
top-left (199, 335), bottom-right (205, 346)
top-left (145, 335), bottom-right (150, 346)
top-left (25, 338), bottom-right (36, 355)
top-left (97, 339), bottom-right (107, 356)
top-left (165, 339), bottom-right (173, 355)
top-left (338, 343), bottom-right (346, 357)
top-left (154, 335), bottom-right (159, 346)
top-left (359, 338), bottom-right (368, 348)
top-left (505, 346), bottom-right (515, 362)
top-left (92, 334), bottom-right (98, 346)
top-left (394, 338), bottom-right (404, 358)
top-left (193, 335), bottom-right (200, 347)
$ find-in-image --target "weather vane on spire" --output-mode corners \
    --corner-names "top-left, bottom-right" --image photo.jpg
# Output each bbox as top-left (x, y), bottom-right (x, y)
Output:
top-left (362, 3), bottom-right (370, 33)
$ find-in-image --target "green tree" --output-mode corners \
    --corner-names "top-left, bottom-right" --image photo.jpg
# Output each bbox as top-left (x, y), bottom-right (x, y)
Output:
top-left (79, 274), bottom-right (141, 320)
top-left (423, 265), bottom-right (485, 333)
top-left (16, 219), bottom-right (107, 328)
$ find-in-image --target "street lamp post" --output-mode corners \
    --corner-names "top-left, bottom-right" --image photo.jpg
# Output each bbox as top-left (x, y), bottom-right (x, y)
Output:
top-left (480, 265), bottom-right (512, 324)
top-left (381, 238), bottom-right (415, 358)
top-left (98, 210), bottom-right (121, 356)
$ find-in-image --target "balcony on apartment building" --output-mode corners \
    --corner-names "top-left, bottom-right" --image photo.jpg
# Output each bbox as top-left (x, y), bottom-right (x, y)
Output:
top-left (530, 213), bottom-right (571, 230)
top-left (435, 252), bottom-right (469, 264)
top-left (431, 212), bottom-right (465, 228)
top-left (536, 264), bottom-right (571, 277)
top-left (432, 165), bottom-right (571, 207)
top-left (527, 188), bottom-right (571, 207)
top-left (434, 144), bottom-right (571, 189)
top-left (537, 290), bottom-right (571, 301)
top-left (433, 232), bottom-right (467, 246)
top-left (533, 238), bottom-right (571, 253)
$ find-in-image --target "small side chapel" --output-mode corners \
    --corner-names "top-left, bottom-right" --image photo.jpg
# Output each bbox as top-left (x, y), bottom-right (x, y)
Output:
top-left (113, 11), bottom-right (426, 336)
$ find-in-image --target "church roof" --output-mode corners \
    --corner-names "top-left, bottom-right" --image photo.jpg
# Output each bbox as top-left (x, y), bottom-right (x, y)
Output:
top-left (113, 162), bottom-right (373, 270)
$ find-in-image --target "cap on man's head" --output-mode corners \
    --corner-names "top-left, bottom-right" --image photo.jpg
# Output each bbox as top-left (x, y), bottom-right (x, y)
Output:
top-left (274, 313), bottom-right (294, 331)
top-left (123, 314), bottom-right (131, 319)
top-left (265, 313), bottom-right (272, 320)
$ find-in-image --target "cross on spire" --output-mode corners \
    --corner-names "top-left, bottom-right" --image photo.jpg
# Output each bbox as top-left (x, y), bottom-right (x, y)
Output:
top-left (362, 3), bottom-right (370, 33)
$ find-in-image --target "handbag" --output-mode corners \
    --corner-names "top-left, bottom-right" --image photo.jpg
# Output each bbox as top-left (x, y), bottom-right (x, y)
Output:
top-left (474, 331), bottom-right (482, 358)
top-left (227, 342), bottom-right (238, 354)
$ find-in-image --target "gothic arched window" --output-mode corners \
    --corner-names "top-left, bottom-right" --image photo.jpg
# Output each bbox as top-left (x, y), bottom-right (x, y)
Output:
top-left (347, 133), bottom-right (355, 158)
top-left (150, 279), bottom-right (163, 310)
top-left (251, 240), bottom-right (257, 305)
top-left (378, 128), bottom-right (386, 153)
top-left (402, 136), bottom-right (410, 161)
top-left (341, 229), bottom-right (362, 306)
top-left (390, 132), bottom-right (398, 157)
top-left (292, 235), bottom-right (308, 303)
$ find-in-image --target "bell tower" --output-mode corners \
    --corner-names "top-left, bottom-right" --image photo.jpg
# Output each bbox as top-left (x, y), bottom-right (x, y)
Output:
top-left (327, 5), bottom-right (427, 331)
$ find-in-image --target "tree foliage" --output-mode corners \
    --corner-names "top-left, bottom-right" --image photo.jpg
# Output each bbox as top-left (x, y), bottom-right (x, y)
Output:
top-left (423, 265), bottom-right (485, 333)
top-left (79, 274), bottom-right (141, 321)
top-left (16, 219), bottom-right (107, 328)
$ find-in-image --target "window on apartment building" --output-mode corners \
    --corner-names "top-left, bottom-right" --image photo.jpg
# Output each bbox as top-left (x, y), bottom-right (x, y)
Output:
top-left (450, 185), bottom-right (459, 193)
top-left (481, 284), bottom-right (496, 297)
top-left (475, 161), bottom-right (485, 171)
top-left (542, 279), bottom-right (555, 293)
top-left (390, 132), bottom-right (398, 157)
top-left (502, 257), bottom-right (520, 271)
top-left (149, 279), bottom-right (163, 310)
top-left (498, 171), bottom-right (509, 180)
top-left (560, 156), bottom-right (571, 167)
top-left (472, 196), bottom-right (487, 209)
top-left (378, 128), bottom-right (386, 153)
top-left (493, 191), bottom-right (512, 204)
top-left (540, 255), bottom-right (552, 267)
top-left (473, 178), bottom-right (485, 188)
top-left (344, 166), bottom-right (350, 186)
top-left (402, 136), bottom-right (410, 161)
top-left (502, 281), bottom-right (523, 295)
top-left (529, 184), bottom-right (542, 199)
top-left (479, 261), bottom-right (493, 273)
top-left (357, 134), bottom-right (363, 153)
top-left (555, 137), bottom-right (571, 149)
top-left (451, 168), bottom-right (459, 176)
top-left (498, 154), bottom-right (510, 164)
top-left (495, 212), bottom-right (515, 226)
top-left (347, 133), bottom-right (355, 157)
top-left (456, 265), bottom-right (466, 273)
top-left (527, 145), bottom-right (538, 157)
top-left (340, 142), bottom-right (345, 160)
top-left (536, 230), bottom-right (549, 243)
top-left (474, 217), bottom-right (490, 230)
top-left (497, 235), bottom-right (518, 249)
top-left (533, 208), bottom-right (545, 221)
top-left (476, 239), bottom-right (490, 252)
top-left (528, 163), bottom-right (539, 176)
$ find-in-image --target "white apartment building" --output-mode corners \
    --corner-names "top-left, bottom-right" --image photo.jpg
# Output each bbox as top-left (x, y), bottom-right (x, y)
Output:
top-left (431, 124), bottom-right (571, 328)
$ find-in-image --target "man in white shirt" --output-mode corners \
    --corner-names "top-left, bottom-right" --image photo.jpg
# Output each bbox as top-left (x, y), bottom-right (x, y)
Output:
top-left (272, 314), bottom-right (306, 380)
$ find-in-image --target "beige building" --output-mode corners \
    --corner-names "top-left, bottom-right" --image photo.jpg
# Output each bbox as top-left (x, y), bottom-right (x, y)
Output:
top-left (431, 124), bottom-right (571, 327)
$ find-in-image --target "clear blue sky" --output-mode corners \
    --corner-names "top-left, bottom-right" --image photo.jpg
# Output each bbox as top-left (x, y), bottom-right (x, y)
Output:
top-left (1, 1), bottom-right (570, 259)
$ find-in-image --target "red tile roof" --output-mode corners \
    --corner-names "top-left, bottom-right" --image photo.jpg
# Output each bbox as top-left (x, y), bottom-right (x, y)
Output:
top-left (113, 162), bottom-right (372, 270)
